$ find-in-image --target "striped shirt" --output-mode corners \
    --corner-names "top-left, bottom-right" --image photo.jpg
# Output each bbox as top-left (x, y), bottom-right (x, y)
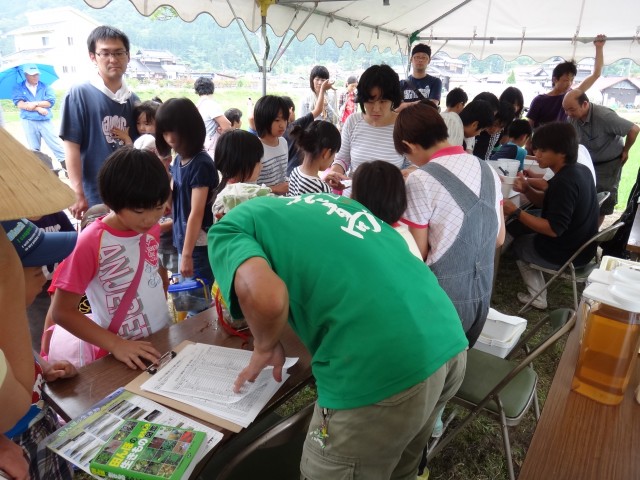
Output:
top-left (257, 137), bottom-right (288, 187)
top-left (287, 167), bottom-right (332, 196)
top-left (333, 112), bottom-right (404, 174)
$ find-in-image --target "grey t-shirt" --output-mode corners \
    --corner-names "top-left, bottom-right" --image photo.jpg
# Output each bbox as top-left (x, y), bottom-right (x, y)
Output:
top-left (569, 104), bottom-right (634, 164)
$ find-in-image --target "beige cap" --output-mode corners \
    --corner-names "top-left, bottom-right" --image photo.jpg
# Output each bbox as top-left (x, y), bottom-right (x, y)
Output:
top-left (0, 127), bottom-right (75, 221)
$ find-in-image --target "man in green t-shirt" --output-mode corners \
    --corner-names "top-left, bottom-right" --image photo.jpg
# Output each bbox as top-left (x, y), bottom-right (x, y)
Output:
top-left (208, 193), bottom-right (468, 479)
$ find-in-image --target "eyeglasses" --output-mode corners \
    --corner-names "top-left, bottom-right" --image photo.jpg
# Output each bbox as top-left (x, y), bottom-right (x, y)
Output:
top-left (94, 50), bottom-right (128, 59)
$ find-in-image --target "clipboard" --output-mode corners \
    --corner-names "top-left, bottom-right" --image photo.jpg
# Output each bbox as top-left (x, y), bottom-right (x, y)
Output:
top-left (124, 340), bottom-right (243, 433)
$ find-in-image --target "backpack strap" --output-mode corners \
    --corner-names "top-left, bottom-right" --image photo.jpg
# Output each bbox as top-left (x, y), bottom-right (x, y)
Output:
top-left (405, 77), bottom-right (426, 100)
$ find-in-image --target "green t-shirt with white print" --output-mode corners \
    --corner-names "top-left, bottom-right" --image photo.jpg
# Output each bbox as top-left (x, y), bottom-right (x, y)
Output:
top-left (208, 193), bottom-right (467, 410)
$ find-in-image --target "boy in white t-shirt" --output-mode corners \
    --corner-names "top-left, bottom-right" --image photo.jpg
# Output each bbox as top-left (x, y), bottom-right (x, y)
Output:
top-left (51, 147), bottom-right (172, 370)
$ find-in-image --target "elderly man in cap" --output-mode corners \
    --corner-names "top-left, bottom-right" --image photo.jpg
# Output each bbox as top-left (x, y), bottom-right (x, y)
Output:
top-left (563, 89), bottom-right (640, 225)
top-left (12, 64), bottom-right (67, 176)
top-left (397, 43), bottom-right (443, 111)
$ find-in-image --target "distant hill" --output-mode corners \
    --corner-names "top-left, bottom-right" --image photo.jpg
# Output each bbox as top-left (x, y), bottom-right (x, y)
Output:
top-left (0, 0), bottom-right (401, 79)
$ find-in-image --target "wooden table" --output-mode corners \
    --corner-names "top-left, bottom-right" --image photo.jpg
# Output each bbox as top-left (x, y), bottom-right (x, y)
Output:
top-left (626, 201), bottom-right (640, 258)
top-left (44, 309), bottom-right (313, 474)
top-left (518, 314), bottom-right (640, 480)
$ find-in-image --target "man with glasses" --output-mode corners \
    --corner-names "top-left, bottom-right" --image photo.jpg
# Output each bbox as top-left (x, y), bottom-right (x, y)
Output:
top-left (563, 89), bottom-right (640, 225)
top-left (60, 25), bottom-right (139, 219)
top-left (397, 43), bottom-right (442, 111)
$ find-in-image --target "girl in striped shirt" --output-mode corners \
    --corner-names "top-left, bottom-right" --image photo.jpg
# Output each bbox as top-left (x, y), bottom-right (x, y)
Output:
top-left (287, 120), bottom-right (341, 196)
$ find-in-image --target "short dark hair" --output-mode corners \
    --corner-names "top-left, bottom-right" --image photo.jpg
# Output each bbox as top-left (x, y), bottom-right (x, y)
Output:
top-left (352, 160), bottom-right (407, 225)
top-left (356, 64), bottom-right (402, 111)
top-left (394, 102), bottom-right (449, 154)
top-left (133, 99), bottom-right (161, 123)
top-left (87, 25), bottom-right (130, 53)
top-left (280, 96), bottom-right (295, 112)
top-left (213, 130), bottom-right (264, 198)
top-left (552, 61), bottom-right (577, 84)
top-left (500, 87), bottom-right (524, 117)
top-left (411, 43), bottom-right (432, 58)
top-left (194, 77), bottom-right (215, 96)
top-left (446, 87), bottom-right (468, 108)
top-left (531, 122), bottom-right (578, 164)
top-left (99, 147), bottom-right (170, 212)
top-left (309, 65), bottom-right (330, 92)
top-left (289, 120), bottom-right (341, 158)
top-left (495, 100), bottom-right (516, 128)
top-left (508, 119), bottom-right (533, 139)
top-left (473, 92), bottom-right (499, 112)
top-left (154, 98), bottom-right (206, 158)
top-left (224, 108), bottom-right (243, 124)
top-left (577, 91), bottom-right (589, 105)
top-left (419, 99), bottom-right (440, 110)
top-left (253, 95), bottom-right (289, 138)
top-left (458, 100), bottom-right (495, 129)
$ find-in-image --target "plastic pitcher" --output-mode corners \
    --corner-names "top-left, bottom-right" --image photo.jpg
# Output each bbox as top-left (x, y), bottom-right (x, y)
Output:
top-left (572, 282), bottom-right (640, 405)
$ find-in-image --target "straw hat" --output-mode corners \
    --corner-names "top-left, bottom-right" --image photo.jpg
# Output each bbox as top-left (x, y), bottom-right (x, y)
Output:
top-left (0, 127), bottom-right (75, 221)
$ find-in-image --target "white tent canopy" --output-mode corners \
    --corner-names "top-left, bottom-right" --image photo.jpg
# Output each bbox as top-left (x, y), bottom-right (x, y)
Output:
top-left (85, 0), bottom-right (639, 62)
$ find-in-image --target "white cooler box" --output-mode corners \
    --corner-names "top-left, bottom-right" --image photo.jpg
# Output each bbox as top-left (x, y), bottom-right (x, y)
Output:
top-left (473, 308), bottom-right (527, 358)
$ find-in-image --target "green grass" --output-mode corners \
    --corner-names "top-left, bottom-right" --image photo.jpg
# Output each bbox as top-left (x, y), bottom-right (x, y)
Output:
top-left (4, 89), bottom-right (633, 479)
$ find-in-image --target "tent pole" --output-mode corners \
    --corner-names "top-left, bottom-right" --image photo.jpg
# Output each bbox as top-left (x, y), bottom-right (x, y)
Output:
top-left (258, 0), bottom-right (276, 96)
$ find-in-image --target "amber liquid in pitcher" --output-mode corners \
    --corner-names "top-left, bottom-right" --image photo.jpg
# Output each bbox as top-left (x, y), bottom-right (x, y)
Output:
top-left (572, 304), bottom-right (640, 405)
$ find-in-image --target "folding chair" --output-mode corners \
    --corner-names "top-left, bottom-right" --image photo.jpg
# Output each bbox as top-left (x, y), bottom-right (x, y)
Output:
top-left (518, 221), bottom-right (624, 314)
top-left (597, 191), bottom-right (610, 207)
top-left (427, 308), bottom-right (576, 480)
top-left (198, 403), bottom-right (314, 480)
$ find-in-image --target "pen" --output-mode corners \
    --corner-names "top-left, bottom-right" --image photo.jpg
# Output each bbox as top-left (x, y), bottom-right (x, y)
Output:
top-left (146, 350), bottom-right (177, 374)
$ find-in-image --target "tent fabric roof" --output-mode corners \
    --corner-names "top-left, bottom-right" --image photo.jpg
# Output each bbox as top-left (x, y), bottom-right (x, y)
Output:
top-left (84, 0), bottom-right (640, 62)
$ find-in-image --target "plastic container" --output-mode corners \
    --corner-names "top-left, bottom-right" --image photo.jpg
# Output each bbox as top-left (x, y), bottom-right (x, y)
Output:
top-left (473, 321), bottom-right (527, 358)
top-left (600, 255), bottom-right (640, 272)
top-left (586, 260), bottom-right (640, 287)
top-left (488, 159), bottom-right (520, 198)
top-left (167, 276), bottom-right (211, 321)
top-left (481, 308), bottom-right (528, 342)
top-left (487, 159), bottom-right (521, 177)
top-left (572, 282), bottom-right (640, 405)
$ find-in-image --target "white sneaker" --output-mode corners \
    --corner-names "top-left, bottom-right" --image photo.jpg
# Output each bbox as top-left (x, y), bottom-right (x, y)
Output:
top-left (517, 292), bottom-right (547, 310)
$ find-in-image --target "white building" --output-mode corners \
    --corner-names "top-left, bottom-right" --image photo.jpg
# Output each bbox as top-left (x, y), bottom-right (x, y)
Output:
top-left (3, 7), bottom-right (101, 89)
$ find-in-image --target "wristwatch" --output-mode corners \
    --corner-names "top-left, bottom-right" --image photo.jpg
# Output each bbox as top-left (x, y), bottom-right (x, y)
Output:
top-left (513, 207), bottom-right (522, 220)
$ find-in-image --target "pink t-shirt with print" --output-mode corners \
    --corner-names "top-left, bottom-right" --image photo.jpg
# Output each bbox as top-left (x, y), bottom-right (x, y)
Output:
top-left (53, 218), bottom-right (170, 339)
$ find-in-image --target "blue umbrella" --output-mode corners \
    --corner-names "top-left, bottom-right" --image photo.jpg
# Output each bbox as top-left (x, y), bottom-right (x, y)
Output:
top-left (0, 63), bottom-right (59, 100)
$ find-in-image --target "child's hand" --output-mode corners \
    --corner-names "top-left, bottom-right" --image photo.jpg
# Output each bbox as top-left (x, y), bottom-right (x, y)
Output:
top-left (324, 171), bottom-right (349, 190)
top-left (111, 127), bottom-right (132, 145)
top-left (180, 254), bottom-right (194, 278)
top-left (0, 434), bottom-right (29, 480)
top-left (111, 338), bottom-right (161, 370)
top-left (320, 79), bottom-right (335, 92)
top-left (42, 360), bottom-right (78, 382)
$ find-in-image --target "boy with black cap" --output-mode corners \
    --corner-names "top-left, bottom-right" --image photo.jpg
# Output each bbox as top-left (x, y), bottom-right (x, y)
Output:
top-left (398, 43), bottom-right (443, 111)
top-left (1, 218), bottom-right (78, 480)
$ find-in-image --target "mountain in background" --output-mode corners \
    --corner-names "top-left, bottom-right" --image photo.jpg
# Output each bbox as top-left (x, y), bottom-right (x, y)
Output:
top-left (1, 0), bottom-right (636, 79)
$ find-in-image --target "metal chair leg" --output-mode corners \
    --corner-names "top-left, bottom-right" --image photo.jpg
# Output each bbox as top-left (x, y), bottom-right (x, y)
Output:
top-left (499, 407), bottom-right (516, 480)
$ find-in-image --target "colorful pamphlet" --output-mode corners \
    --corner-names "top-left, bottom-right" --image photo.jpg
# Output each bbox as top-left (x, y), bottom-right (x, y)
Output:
top-left (44, 388), bottom-right (224, 478)
top-left (89, 419), bottom-right (205, 480)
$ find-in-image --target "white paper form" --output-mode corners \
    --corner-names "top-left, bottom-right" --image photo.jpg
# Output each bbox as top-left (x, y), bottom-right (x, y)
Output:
top-left (43, 388), bottom-right (224, 478)
top-left (141, 343), bottom-right (299, 428)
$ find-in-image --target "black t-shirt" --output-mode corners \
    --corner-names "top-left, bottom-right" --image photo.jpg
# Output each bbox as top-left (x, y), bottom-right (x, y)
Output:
top-left (285, 112), bottom-right (315, 176)
top-left (534, 163), bottom-right (599, 266)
